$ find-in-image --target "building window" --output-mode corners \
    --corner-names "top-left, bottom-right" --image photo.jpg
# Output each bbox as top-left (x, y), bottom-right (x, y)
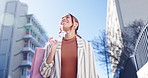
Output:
top-left (27, 70), bottom-right (30, 75)
top-left (30, 29), bottom-right (32, 34)
top-left (30, 42), bottom-right (32, 49)
top-left (28, 53), bottom-right (33, 62)
top-left (23, 53), bottom-right (27, 60)
top-left (21, 68), bottom-right (26, 75)
top-left (28, 54), bottom-right (30, 61)
top-left (31, 43), bottom-right (33, 49)
top-left (31, 31), bottom-right (37, 39)
top-left (34, 33), bottom-right (36, 38)
top-left (21, 68), bottom-right (24, 75)
top-left (26, 29), bottom-right (29, 35)
top-left (31, 55), bottom-right (33, 62)
top-left (24, 40), bottom-right (28, 47)
top-left (27, 17), bottom-right (30, 23)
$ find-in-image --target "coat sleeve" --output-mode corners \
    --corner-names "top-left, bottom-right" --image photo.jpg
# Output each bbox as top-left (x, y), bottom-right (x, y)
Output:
top-left (40, 43), bottom-right (55, 78)
top-left (87, 42), bottom-right (99, 78)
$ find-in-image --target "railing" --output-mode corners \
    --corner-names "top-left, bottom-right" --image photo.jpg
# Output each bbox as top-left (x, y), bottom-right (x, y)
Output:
top-left (23, 34), bottom-right (42, 47)
top-left (134, 24), bottom-right (148, 70)
top-left (21, 60), bottom-right (32, 65)
top-left (22, 47), bottom-right (35, 54)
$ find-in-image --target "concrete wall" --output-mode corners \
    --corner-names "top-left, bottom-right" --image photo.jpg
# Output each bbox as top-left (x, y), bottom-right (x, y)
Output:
top-left (0, 1), bottom-right (28, 78)
top-left (6, 1), bottom-right (28, 78)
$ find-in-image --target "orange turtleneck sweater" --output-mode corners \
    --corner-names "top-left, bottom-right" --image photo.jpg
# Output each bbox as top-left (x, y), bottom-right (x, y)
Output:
top-left (61, 36), bottom-right (78, 78)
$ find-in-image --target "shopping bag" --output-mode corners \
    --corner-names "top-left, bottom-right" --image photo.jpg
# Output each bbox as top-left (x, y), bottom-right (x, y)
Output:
top-left (30, 48), bottom-right (45, 78)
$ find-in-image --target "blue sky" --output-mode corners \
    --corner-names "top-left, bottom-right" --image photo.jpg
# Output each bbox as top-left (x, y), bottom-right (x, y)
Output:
top-left (20, 0), bottom-right (110, 78)
top-left (20, 0), bottom-right (106, 40)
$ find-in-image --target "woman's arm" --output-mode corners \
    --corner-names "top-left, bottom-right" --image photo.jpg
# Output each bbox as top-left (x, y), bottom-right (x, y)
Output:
top-left (40, 39), bottom-right (58, 77)
top-left (84, 40), bottom-right (99, 78)
top-left (88, 43), bottom-right (99, 78)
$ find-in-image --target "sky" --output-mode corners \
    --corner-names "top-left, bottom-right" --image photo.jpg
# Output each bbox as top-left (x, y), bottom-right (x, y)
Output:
top-left (19, 0), bottom-right (110, 78)
top-left (20, 0), bottom-right (106, 41)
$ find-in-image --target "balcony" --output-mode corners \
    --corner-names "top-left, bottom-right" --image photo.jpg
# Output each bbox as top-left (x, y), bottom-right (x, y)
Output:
top-left (24, 23), bottom-right (32, 28)
top-left (22, 47), bottom-right (35, 54)
top-left (20, 60), bottom-right (32, 67)
top-left (31, 26), bottom-right (47, 43)
top-left (23, 34), bottom-right (42, 47)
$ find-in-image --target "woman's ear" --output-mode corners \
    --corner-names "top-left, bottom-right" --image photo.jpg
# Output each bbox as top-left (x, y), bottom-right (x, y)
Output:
top-left (74, 22), bottom-right (78, 29)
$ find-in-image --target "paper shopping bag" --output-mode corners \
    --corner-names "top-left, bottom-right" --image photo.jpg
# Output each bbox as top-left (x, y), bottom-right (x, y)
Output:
top-left (30, 48), bottom-right (45, 78)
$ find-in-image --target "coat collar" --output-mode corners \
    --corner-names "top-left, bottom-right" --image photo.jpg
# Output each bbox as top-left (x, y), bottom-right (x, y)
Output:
top-left (57, 36), bottom-right (84, 49)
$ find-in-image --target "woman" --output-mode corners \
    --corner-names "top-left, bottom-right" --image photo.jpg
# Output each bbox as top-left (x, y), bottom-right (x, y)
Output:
top-left (40, 13), bottom-right (99, 78)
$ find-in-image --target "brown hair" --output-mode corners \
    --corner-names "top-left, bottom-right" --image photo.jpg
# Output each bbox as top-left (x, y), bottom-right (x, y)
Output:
top-left (68, 13), bottom-right (81, 38)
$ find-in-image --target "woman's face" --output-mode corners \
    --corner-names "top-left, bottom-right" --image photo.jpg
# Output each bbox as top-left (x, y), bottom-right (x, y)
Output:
top-left (60, 14), bottom-right (73, 32)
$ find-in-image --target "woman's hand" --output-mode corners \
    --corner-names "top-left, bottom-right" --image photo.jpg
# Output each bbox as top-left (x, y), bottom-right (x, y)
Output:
top-left (49, 37), bottom-right (58, 52)
top-left (46, 37), bottom-right (58, 64)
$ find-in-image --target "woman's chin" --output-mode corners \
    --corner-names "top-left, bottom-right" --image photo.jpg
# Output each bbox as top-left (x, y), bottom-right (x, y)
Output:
top-left (63, 29), bottom-right (70, 32)
top-left (63, 26), bottom-right (70, 31)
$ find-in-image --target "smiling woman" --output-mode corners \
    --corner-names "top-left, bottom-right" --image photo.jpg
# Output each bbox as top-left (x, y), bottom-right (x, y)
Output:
top-left (20, 0), bottom-right (107, 77)
top-left (39, 13), bottom-right (99, 78)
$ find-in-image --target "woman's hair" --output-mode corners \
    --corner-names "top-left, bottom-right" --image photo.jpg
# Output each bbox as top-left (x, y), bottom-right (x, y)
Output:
top-left (69, 14), bottom-right (79, 34)
top-left (59, 13), bottom-right (81, 38)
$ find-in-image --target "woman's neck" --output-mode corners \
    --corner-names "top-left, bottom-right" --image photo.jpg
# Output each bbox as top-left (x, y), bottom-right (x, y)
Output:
top-left (64, 31), bottom-right (76, 39)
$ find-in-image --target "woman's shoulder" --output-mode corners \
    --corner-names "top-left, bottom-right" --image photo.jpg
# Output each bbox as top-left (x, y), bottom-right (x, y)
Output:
top-left (76, 37), bottom-right (91, 46)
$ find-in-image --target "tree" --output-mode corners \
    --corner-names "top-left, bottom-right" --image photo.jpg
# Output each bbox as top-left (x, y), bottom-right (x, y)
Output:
top-left (91, 30), bottom-right (116, 78)
top-left (121, 19), bottom-right (145, 57)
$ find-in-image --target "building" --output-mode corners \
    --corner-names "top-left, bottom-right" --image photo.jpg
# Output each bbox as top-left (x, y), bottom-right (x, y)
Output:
top-left (18, 14), bottom-right (48, 78)
top-left (119, 23), bottom-right (148, 78)
top-left (106, 0), bottom-right (123, 77)
top-left (0, 1), bottom-right (48, 78)
top-left (106, 0), bottom-right (148, 77)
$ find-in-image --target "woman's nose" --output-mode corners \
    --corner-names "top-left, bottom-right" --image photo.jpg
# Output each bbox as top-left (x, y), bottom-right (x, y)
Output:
top-left (62, 18), bottom-right (66, 22)
top-left (61, 18), bottom-right (66, 25)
